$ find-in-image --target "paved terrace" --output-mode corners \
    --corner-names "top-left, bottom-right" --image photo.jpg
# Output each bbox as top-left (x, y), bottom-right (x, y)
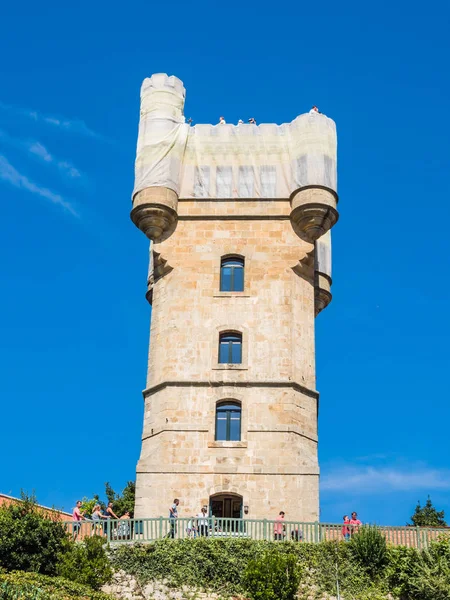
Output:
top-left (67, 517), bottom-right (449, 549)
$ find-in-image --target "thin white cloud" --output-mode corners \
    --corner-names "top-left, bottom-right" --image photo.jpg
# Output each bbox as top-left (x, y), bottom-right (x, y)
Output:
top-left (27, 141), bottom-right (81, 178)
top-left (321, 463), bottom-right (450, 493)
top-left (0, 155), bottom-right (78, 217)
top-left (0, 100), bottom-right (104, 140)
top-left (28, 141), bottom-right (52, 162)
top-left (0, 130), bottom-right (82, 180)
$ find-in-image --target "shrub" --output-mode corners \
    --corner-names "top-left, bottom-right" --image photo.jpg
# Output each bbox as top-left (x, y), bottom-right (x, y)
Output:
top-left (390, 536), bottom-right (450, 600)
top-left (56, 535), bottom-right (113, 590)
top-left (0, 494), bottom-right (70, 575)
top-left (243, 552), bottom-right (301, 600)
top-left (349, 525), bottom-right (388, 577)
top-left (0, 571), bottom-right (114, 599)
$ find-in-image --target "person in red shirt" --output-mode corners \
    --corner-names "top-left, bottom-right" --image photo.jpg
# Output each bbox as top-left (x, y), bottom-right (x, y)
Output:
top-left (72, 500), bottom-right (85, 540)
top-left (273, 511), bottom-right (285, 541)
top-left (342, 515), bottom-right (351, 541)
top-left (349, 511), bottom-right (362, 536)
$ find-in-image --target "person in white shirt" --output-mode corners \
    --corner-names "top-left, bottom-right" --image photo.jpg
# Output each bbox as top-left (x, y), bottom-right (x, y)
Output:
top-left (219, 116), bottom-right (226, 125)
top-left (237, 119), bottom-right (244, 125)
top-left (309, 105), bottom-right (320, 114)
top-left (197, 506), bottom-right (209, 537)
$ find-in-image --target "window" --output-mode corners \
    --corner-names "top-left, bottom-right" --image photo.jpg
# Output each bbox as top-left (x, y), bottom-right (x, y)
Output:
top-left (216, 166), bottom-right (233, 197)
top-left (215, 401), bottom-right (241, 441)
top-left (194, 166), bottom-right (210, 197)
top-left (238, 166), bottom-right (254, 197)
top-left (218, 332), bottom-right (242, 364)
top-left (220, 256), bottom-right (244, 292)
top-left (260, 165), bottom-right (277, 197)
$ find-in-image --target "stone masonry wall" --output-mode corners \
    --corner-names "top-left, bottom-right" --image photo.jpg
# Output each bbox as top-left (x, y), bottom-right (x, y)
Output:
top-left (135, 199), bottom-right (319, 522)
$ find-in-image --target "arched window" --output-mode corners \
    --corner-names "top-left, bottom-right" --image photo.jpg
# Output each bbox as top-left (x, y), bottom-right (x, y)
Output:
top-left (220, 256), bottom-right (244, 292)
top-left (219, 332), bottom-right (242, 364)
top-left (215, 401), bottom-right (241, 441)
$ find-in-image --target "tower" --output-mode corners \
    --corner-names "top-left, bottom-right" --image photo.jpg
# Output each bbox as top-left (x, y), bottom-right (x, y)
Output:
top-left (131, 74), bottom-right (338, 521)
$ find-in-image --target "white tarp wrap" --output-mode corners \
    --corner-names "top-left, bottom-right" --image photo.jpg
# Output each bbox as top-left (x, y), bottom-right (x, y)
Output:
top-left (133, 75), bottom-right (337, 200)
top-left (315, 229), bottom-right (332, 279)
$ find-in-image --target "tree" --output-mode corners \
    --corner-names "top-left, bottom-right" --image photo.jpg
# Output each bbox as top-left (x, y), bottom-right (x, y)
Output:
top-left (104, 481), bottom-right (135, 517)
top-left (56, 535), bottom-right (112, 590)
top-left (0, 493), bottom-right (70, 575)
top-left (410, 496), bottom-right (447, 527)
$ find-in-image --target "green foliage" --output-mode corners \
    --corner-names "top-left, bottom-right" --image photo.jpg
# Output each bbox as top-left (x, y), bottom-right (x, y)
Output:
top-left (110, 538), bottom-right (390, 598)
top-left (80, 496), bottom-right (103, 518)
top-left (243, 552), bottom-right (301, 600)
top-left (56, 535), bottom-right (113, 590)
top-left (388, 536), bottom-right (450, 600)
top-left (0, 493), bottom-right (70, 575)
top-left (349, 525), bottom-right (388, 577)
top-left (0, 571), bottom-right (114, 599)
top-left (104, 481), bottom-right (135, 517)
top-left (411, 496), bottom-right (447, 527)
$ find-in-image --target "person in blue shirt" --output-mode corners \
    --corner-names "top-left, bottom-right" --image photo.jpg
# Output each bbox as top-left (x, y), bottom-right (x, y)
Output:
top-left (166, 498), bottom-right (180, 539)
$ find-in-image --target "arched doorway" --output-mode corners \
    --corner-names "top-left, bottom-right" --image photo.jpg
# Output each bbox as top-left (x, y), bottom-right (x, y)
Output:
top-left (209, 493), bottom-right (243, 519)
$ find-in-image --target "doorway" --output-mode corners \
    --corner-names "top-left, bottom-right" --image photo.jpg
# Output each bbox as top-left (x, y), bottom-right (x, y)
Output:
top-left (209, 493), bottom-right (243, 519)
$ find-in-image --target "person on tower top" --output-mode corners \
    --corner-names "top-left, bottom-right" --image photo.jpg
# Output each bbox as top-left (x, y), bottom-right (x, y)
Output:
top-left (248, 117), bottom-right (257, 125)
top-left (309, 105), bottom-right (321, 114)
top-left (219, 116), bottom-right (226, 125)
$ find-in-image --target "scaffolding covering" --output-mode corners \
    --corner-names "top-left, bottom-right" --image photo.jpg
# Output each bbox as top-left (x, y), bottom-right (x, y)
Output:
top-left (133, 82), bottom-right (337, 200)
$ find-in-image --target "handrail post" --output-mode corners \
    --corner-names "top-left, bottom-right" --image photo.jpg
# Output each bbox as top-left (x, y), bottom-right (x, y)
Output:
top-left (159, 516), bottom-right (163, 539)
top-left (263, 519), bottom-right (267, 541)
top-left (416, 526), bottom-right (421, 550)
top-left (314, 521), bottom-right (319, 543)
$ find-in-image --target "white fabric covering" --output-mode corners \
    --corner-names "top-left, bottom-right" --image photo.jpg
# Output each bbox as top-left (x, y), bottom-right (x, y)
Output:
top-left (315, 230), bottom-right (332, 279)
top-left (133, 75), bottom-right (337, 200)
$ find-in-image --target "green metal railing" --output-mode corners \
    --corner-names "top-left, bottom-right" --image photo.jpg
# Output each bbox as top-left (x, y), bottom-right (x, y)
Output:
top-left (64, 517), bottom-right (450, 548)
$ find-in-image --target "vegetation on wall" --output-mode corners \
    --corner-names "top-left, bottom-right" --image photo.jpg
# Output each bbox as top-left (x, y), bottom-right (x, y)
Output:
top-left (111, 534), bottom-right (450, 600)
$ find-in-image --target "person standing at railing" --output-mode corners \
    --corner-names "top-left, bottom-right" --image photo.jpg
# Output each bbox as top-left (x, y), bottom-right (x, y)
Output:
top-left (103, 501), bottom-right (120, 538)
top-left (342, 515), bottom-right (351, 541)
top-left (197, 506), bottom-right (209, 537)
top-left (349, 511), bottom-right (362, 536)
top-left (91, 504), bottom-right (108, 536)
top-left (72, 500), bottom-right (86, 540)
top-left (117, 511), bottom-right (131, 540)
top-left (166, 498), bottom-right (180, 539)
top-left (274, 511), bottom-right (286, 541)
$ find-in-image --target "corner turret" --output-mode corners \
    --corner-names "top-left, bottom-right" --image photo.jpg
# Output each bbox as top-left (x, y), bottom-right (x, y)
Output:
top-left (131, 74), bottom-right (188, 240)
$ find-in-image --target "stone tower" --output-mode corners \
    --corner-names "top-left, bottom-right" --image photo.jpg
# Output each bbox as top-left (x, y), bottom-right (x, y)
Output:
top-left (131, 74), bottom-right (338, 522)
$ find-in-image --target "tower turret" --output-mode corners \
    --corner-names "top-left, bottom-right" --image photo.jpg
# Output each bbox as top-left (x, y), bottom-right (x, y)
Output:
top-left (131, 74), bottom-right (188, 240)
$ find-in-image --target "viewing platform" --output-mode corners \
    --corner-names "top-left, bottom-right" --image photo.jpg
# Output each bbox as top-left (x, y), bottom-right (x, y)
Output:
top-left (65, 516), bottom-right (448, 549)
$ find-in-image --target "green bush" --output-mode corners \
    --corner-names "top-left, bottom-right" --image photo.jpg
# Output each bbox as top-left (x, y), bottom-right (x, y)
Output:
top-left (389, 536), bottom-right (450, 600)
top-left (110, 538), bottom-right (389, 598)
top-left (56, 535), bottom-right (112, 590)
top-left (243, 552), bottom-right (301, 600)
top-left (0, 494), bottom-right (70, 575)
top-left (0, 571), bottom-right (114, 599)
top-left (349, 525), bottom-right (388, 577)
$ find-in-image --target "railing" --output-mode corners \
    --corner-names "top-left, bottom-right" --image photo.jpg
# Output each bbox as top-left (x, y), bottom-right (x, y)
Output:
top-left (64, 517), bottom-right (450, 548)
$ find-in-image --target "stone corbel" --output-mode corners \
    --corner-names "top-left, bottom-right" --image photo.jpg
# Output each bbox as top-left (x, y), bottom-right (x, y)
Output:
top-left (292, 249), bottom-right (315, 284)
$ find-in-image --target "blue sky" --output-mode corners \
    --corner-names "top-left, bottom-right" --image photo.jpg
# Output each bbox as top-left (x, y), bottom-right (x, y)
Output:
top-left (1, 0), bottom-right (449, 526)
